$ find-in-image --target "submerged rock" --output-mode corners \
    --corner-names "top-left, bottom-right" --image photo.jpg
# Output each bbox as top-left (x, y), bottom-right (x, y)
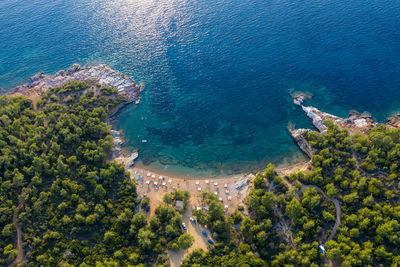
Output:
top-left (293, 92), bottom-right (312, 106)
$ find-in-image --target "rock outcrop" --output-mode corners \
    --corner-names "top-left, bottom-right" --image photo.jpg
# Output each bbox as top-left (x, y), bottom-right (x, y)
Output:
top-left (110, 130), bottom-right (124, 158)
top-left (9, 64), bottom-right (144, 167)
top-left (290, 93), bottom-right (379, 159)
top-left (293, 94), bottom-right (377, 134)
top-left (110, 129), bottom-right (139, 168)
top-left (289, 128), bottom-right (313, 159)
top-left (125, 152), bottom-right (139, 168)
top-left (386, 113), bottom-right (400, 129)
top-left (11, 64), bottom-right (143, 113)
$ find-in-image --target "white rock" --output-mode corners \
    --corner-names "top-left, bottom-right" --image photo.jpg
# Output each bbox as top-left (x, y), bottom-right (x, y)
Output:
top-left (354, 118), bottom-right (367, 127)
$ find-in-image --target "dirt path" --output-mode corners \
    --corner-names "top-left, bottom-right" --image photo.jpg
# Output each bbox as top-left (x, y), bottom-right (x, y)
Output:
top-left (275, 172), bottom-right (341, 262)
top-left (12, 184), bottom-right (32, 266)
top-left (273, 204), bottom-right (297, 250)
top-left (278, 173), bottom-right (341, 245)
top-left (301, 185), bottom-right (341, 244)
top-left (267, 180), bottom-right (297, 250)
top-left (277, 160), bottom-right (311, 177)
top-left (12, 203), bottom-right (25, 265)
top-left (168, 203), bottom-right (210, 267)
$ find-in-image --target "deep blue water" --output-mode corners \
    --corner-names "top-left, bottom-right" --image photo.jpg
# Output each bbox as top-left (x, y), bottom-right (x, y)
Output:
top-left (1, 0), bottom-right (400, 176)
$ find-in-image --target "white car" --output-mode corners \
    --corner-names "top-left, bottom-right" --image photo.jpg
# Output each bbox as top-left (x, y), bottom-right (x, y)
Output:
top-left (182, 222), bottom-right (187, 230)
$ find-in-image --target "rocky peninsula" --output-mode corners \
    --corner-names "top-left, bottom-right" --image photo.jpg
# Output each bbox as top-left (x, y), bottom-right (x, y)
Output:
top-left (10, 63), bottom-right (143, 115)
top-left (9, 63), bottom-right (143, 167)
top-left (290, 93), bottom-right (400, 159)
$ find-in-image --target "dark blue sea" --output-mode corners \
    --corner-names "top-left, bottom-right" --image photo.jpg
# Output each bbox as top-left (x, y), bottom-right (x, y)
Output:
top-left (1, 0), bottom-right (400, 176)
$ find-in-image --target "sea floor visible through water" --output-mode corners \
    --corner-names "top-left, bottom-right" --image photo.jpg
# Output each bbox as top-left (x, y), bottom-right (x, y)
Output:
top-left (1, 0), bottom-right (400, 177)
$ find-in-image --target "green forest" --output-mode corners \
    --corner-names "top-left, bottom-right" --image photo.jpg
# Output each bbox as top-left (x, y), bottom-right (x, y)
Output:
top-left (0, 81), bottom-right (399, 266)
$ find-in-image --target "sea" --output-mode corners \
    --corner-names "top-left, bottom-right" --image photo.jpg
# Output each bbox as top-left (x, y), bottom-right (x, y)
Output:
top-left (1, 0), bottom-right (400, 177)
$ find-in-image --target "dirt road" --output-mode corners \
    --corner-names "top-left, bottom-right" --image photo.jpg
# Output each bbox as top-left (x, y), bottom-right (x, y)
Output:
top-left (301, 185), bottom-right (341, 243)
top-left (168, 204), bottom-right (210, 267)
top-left (12, 203), bottom-right (25, 265)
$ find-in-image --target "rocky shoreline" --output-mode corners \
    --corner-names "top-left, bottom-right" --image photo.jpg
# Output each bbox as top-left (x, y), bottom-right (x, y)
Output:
top-left (10, 63), bottom-right (143, 117)
top-left (290, 93), bottom-right (400, 159)
top-left (9, 63), bottom-right (143, 168)
top-left (10, 64), bottom-right (400, 178)
top-left (110, 129), bottom-right (139, 169)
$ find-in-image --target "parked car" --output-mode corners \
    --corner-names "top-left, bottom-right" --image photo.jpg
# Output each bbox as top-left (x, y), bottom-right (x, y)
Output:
top-left (207, 239), bottom-right (214, 245)
top-left (319, 245), bottom-right (326, 255)
top-left (182, 222), bottom-right (187, 231)
top-left (202, 230), bottom-right (207, 237)
top-left (189, 217), bottom-right (196, 223)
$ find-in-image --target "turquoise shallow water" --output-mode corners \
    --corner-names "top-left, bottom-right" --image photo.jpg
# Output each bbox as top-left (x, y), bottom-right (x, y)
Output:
top-left (1, 0), bottom-right (400, 176)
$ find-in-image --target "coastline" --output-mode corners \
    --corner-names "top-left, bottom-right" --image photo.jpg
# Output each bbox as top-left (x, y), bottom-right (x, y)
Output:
top-left (125, 155), bottom-right (311, 181)
top-left (11, 64), bottom-right (400, 185)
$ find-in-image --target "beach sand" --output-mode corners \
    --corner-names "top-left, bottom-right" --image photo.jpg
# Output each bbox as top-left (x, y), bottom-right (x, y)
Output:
top-left (116, 154), bottom-right (311, 267)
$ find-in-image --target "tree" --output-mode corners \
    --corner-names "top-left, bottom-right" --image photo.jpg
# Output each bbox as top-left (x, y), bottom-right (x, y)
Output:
top-left (94, 184), bottom-right (106, 199)
top-left (285, 198), bottom-right (302, 222)
top-left (177, 234), bottom-right (194, 249)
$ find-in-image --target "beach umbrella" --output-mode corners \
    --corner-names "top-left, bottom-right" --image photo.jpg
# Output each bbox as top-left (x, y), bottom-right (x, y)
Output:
top-left (205, 180), bottom-right (209, 184)
top-left (228, 196), bottom-right (231, 201)
top-left (218, 197), bottom-right (222, 201)
top-left (152, 174), bottom-right (156, 178)
top-left (162, 182), bottom-right (166, 186)
top-left (195, 181), bottom-right (200, 185)
top-left (146, 180), bottom-right (150, 184)
top-left (197, 187), bottom-right (201, 191)
top-left (154, 181), bottom-right (158, 185)
top-left (147, 173), bottom-right (151, 177)
top-left (214, 191), bottom-right (218, 196)
top-left (214, 182), bottom-right (218, 186)
top-left (159, 176), bottom-right (163, 180)
top-left (224, 205), bottom-right (228, 209)
top-left (225, 189), bottom-right (229, 194)
top-left (224, 184), bottom-right (228, 188)
top-left (168, 179), bottom-right (172, 184)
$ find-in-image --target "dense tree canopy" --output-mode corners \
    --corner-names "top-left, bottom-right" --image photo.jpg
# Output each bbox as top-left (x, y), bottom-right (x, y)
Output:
top-left (1, 82), bottom-right (400, 266)
top-left (0, 82), bottom-right (192, 266)
top-left (185, 121), bottom-right (400, 266)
